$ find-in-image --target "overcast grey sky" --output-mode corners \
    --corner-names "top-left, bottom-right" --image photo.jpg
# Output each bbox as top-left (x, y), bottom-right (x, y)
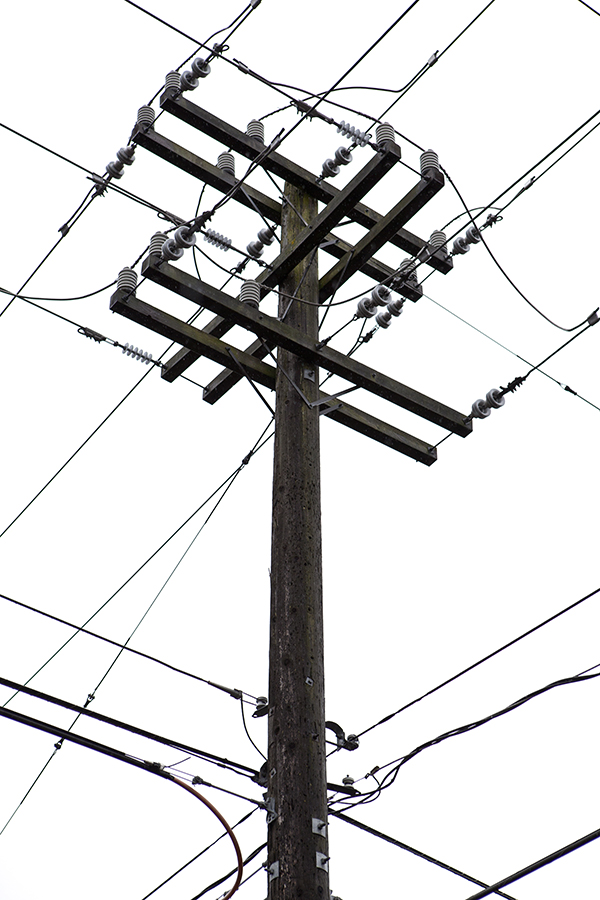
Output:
top-left (1, 1), bottom-right (600, 898)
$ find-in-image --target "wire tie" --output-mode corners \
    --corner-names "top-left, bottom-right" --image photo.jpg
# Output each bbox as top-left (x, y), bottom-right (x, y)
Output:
top-left (499, 375), bottom-right (526, 396)
top-left (58, 223), bottom-right (70, 237)
top-left (587, 308), bottom-right (599, 326)
top-left (78, 327), bottom-right (107, 343)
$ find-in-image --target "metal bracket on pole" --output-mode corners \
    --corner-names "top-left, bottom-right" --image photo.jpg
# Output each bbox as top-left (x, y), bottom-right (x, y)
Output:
top-left (264, 796), bottom-right (278, 824)
top-left (312, 818), bottom-right (327, 837)
top-left (267, 861), bottom-right (280, 881)
top-left (316, 853), bottom-right (330, 872)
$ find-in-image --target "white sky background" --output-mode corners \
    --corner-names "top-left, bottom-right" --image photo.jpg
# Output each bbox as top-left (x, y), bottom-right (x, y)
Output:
top-left (0, 0), bottom-right (599, 898)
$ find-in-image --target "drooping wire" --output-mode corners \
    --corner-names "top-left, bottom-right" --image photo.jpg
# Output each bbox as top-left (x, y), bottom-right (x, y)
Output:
top-left (239, 697), bottom-right (267, 760)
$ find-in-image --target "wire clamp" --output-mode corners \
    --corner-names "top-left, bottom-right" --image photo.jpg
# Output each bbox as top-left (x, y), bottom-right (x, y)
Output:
top-left (587, 308), bottom-right (599, 326)
top-left (78, 327), bottom-right (107, 343)
top-left (325, 721), bottom-right (359, 751)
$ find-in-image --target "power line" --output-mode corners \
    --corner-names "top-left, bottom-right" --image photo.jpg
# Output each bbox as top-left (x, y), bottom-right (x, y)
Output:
top-left (353, 586), bottom-right (600, 742)
top-left (0, 592), bottom-right (256, 701)
top-left (331, 811), bottom-right (520, 900)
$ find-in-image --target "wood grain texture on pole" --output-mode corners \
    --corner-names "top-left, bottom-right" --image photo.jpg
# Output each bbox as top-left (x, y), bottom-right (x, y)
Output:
top-left (267, 181), bottom-right (329, 899)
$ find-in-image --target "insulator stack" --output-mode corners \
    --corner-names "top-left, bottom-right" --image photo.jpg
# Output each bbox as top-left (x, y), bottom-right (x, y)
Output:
top-left (420, 149), bottom-right (440, 173)
top-left (149, 232), bottom-right (167, 256)
top-left (453, 224), bottom-right (482, 255)
top-left (247, 225), bottom-right (275, 258)
top-left (117, 268), bottom-right (138, 294)
top-left (180, 70), bottom-right (198, 92)
top-left (217, 152), bottom-right (235, 177)
top-left (106, 145), bottom-right (135, 179)
top-left (204, 229), bottom-right (232, 251)
top-left (429, 230), bottom-right (448, 253)
top-left (122, 343), bottom-right (153, 365)
top-left (375, 122), bottom-right (395, 144)
top-left (377, 296), bottom-right (405, 329)
top-left (376, 309), bottom-right (393, 329)
top-left (320, 158), bottom-right (339, 179)
top-left (471, 387), bottom-right (505, 419)
top-left (137, 106), bottom-right (155, 129)
top-left (164, 70), bottom-right (181, 93)
top-left (246, 119), bottom-right (265, 142)
top-left (240, 280), bottom-right (261, 308)
top-left (356, 296), bottom-right (378, 318)
top-left (394, 258), bottom-right (418, 284)
top-left (191, 57), bottom-right (211, 78)
top-left (371, 284), bottom-right (391, 306)
top-left (320, 146), bottom-right (353, 179)
top-left (337, 120), bottom-right (371, 146)
top-left (161, 224), bottom-right (196, 261)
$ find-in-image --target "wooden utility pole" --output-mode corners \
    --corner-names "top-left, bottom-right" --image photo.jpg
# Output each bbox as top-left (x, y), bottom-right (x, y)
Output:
top-left (267, 183), bottom-right (329, 899)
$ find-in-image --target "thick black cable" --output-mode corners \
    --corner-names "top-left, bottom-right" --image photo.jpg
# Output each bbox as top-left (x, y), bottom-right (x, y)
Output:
top-left (0, 282), bottom-right (116, 303)
top-left (577, 0), bottom-right (600, 15)
top-left (331, 811), bottom-right (519, 900)
top-left (0, 592), bottom-right (253, 701)
top-left (462, 825), bottom-right (600, 900)
top-left (188, 842), bottom-right (267, 900)
top-left (355, 587), bottom-right (600, 740)
top-left (239, 697), bottom-right (267, 761)
top-left (0, 675), bottom-right (259, 778)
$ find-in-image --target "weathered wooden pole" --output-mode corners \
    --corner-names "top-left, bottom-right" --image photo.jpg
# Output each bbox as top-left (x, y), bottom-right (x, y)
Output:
top-left (267, 181), bottom-right (330, 899)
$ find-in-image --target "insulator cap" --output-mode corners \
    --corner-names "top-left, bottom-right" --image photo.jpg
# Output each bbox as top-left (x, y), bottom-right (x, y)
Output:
top-left (371, 284), bottom-right (391, 306)
top-left (246, 240), bottom-right (264, 258)
top-left (117, 268), bottom-right (138, 293)
top-left (217, 151), bottom-right (235, 176)
top-left (486, 388), bottom-right (505, 409)
top-left (149, 232), bottom-right (167, 256)
top-left (240, 280), bottom-right (261, 308)
top-left (162, 238), bottom-right (184, 261)
top-left (334, 146), bottom-right (353, 166)
top-left (356, 297), bottom-right (377, 318)
top-left (471, 398), bottom-right (491, 418)
top-left (375, 122), bottom-right (395, 144)
top-left (116, 146), bottom-right (135, 165)
top-left (173, 225), bottom-right (196, 249)
top-left (106, 160), bottom-right (124, 179)
top-left (453, 236), bottom-right (470, 255)
top-left (246, 119), bottom-right (265, 142)
top-left (191, 57), bottom-right (211, 78)
top-left (420, 149), bottom-right (440, 173)
top-left (466, 224), bottom-right (481, 244)
top-left (165, 71), bottom-right (181, 93)
top-left (257, 226), bottom-right (275, 245)
top-left (180, 70), bottom-right (198, 91)
top-left (376, 310), bottom-right (392, 328)
top-left (321, 158), bottom-right (340, 179)
top-left (137, 106), bottom-right (155, 129)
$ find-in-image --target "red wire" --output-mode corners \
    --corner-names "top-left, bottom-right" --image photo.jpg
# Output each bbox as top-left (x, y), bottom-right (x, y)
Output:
top-left (171, 777), bottom-right (244, 899)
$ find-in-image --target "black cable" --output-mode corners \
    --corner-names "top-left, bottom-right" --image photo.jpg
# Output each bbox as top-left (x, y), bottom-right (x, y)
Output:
top-left (354, 586), bottom-right (600, 742)
top-left (0, 120), bottom-right (95, 176)
top-left (3, 419), bottom-right (274, 703)
top-left (443, 169), bottom-right (594, 332)
top-left (0, 675), bottom-right (259, 778)
top-left (462, 824), bottom-right (600, 900)
top-left (188, 842), bottom-right (267, 900)
top-left (139, 809), bottom-right (257, 900)
top-left (0, 592), bottom-right (254, 701)
top-left (577, 0), bottom-right (600, 15)
top-left (338, 669), bottom-right (600, 808)
top-left (0, 282), bottom-right (116, 302)
top-left (330, 811), bottom-right (519, 900)
top-left (239, 697), bottom-right (267, 760)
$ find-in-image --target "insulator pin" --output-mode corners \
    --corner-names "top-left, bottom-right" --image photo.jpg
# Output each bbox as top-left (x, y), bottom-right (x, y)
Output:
top-left (117, 268), bottom-right (138, 294)
top-left (240, 280), bottom-right (261, 308)
top-left (453, 236), bottom-right (470, 254)
top-left (376, 309), bottom-right (392, 329)
top-left (217, 152), bottom-right (235, 176)
top-left (116, 146), bottom-right (135, 166)
top-left (257, 227), bottom-right (275, 246)
top-left (149, 232), bottom-right (167, 256)
top-left (246, 119), bottom-right (265, 142)
top-left (191, 58), bottom-right (211, 78)
top-left (337, 120), bottom-right (371, 147)
top-left (375, 122), bottom-right (395, 144)
top-left (180, 70), bottom-right (198, 92)
top-left (164, 71), bottom-right (181, 94)
top-left (204, 229), bottom-right (232, 251)
top-left (122, 343), bottom-right (153, 365)
top-left (246, 240), bottom-right (264, 258)
top-left (106, 160), bottom-right (124, 179)
top-left (420, 149), bottom-right (440, 173)
top-left (137, 106), bottom-right (155, 129)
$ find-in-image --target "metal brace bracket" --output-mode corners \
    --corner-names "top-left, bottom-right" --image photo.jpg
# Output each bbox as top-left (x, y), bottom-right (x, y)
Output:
top-left (312, 817), bottom-right (327, 837)
top-left (316, 852), bottom-right (330, 872)
top-left (267, 860), bottom-right (279, 881)
top-left (264, 796), bottom-right (278, 825)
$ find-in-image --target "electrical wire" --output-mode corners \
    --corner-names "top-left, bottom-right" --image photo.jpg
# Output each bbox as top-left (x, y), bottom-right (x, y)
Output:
top-left (330, 811), bottom-right (519, 900)
top-left (0, 282), bottom-right (116, 302)
top-left (188, 842), bottom-right (267, 900)
top-left (139, 809), bottom-right (257, 900)
top-left (0, 592), bottom-right (255, 701)
top-left (352, 586), bottom-right (600, 742)
top-left (239, 697), bottom-right (267, 760)
top-left (334, 669), bottom-right (600, 809)
top-left (577, 0), bottom-right (600, 16)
